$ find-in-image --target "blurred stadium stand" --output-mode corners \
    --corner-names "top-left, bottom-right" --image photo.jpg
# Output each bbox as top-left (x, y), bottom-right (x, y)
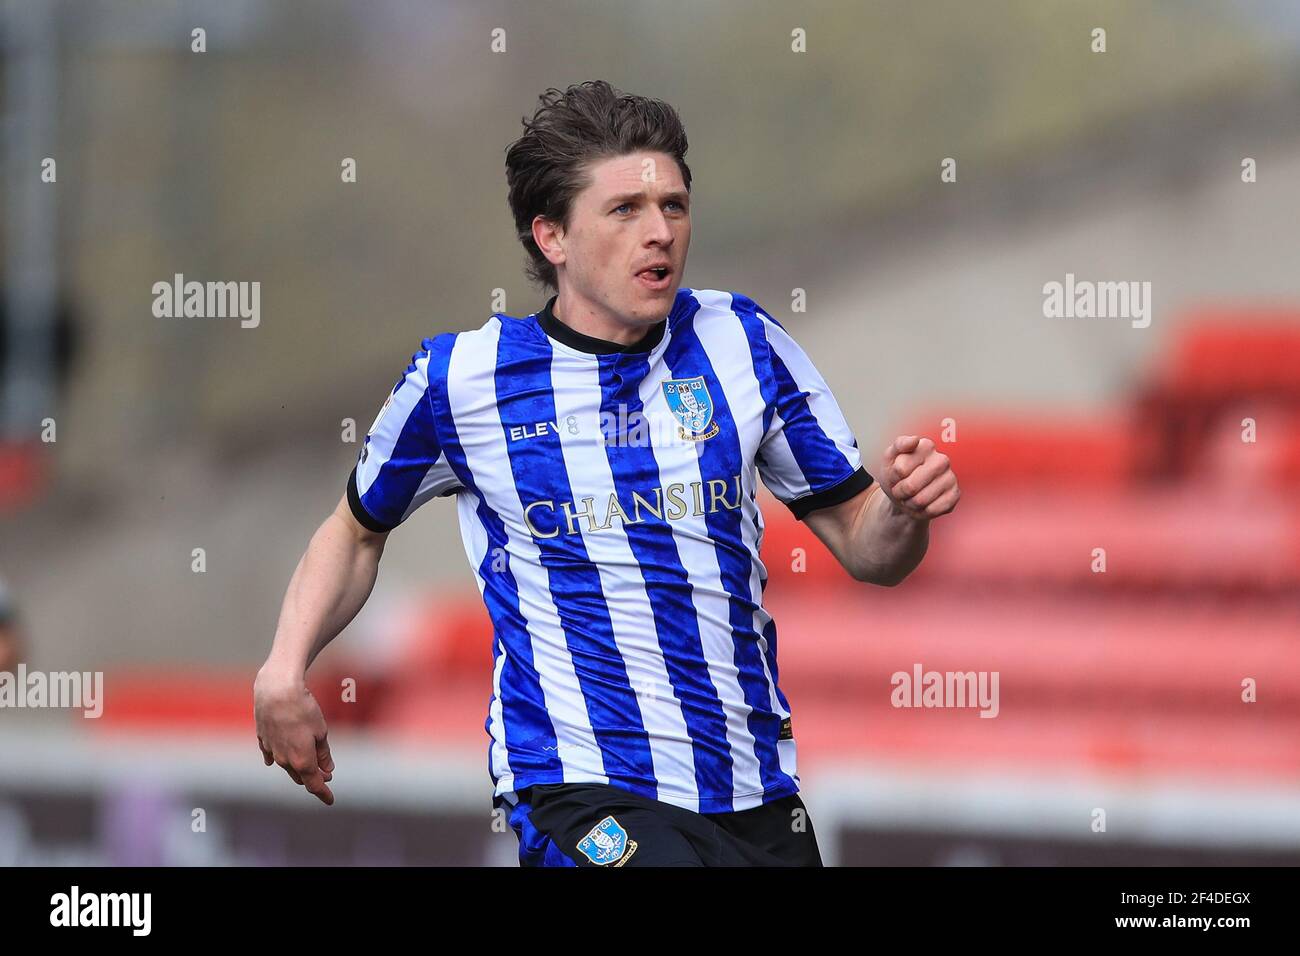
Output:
top-left (4, 0), bottom-right (1300, 865)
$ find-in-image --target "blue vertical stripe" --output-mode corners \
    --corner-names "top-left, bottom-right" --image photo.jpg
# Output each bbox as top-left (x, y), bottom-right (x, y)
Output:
top-left (425, 331), bottom-right (560, 786)
top-left (596, 339), bottom-right (734, 802)
top-left (494, 319), bottom-right (658, 796)
top-left (736, 294), bottom-right (852, 491)
top-left (662, 302), bottom-right (791, 801)
top-left (357, 345), bottom-right (443, 526)
top-left (760, 617), bottom-right (792, 718)
top-left (506, 797), bottom-right (579, 867)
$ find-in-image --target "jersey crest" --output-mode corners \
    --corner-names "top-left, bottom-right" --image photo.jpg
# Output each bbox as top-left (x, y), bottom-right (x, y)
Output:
top-left (661, 376), bottom-right (719, 442)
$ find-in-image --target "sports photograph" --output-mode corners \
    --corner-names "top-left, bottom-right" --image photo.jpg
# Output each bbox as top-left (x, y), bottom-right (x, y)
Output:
top-left (0, 0), bottom-right (1295, 937)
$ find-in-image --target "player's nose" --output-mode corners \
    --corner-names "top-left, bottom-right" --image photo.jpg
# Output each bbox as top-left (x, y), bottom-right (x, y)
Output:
top-left (642, 207), bottom-right (674, 244)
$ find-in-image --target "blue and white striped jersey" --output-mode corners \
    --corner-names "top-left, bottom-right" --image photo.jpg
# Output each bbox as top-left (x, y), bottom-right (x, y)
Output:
top-left (348, 288), bottom-right (874, 814)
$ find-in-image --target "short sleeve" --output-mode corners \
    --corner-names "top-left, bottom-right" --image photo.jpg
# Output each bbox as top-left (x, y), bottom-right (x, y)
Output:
top-left (347, 338), bottom-right (462, 532)
top-left (751, 306), bottom-right (874, 520)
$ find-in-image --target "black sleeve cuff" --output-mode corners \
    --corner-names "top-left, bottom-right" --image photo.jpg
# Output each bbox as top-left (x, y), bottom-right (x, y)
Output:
top-left (787, 466), bottom-right (875, 521)
top-left (347, 466), bottom-right (400, 533)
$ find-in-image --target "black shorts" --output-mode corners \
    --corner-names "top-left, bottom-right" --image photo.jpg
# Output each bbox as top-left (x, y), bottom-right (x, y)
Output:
top-left (505, 782), bottom-right (824, 867)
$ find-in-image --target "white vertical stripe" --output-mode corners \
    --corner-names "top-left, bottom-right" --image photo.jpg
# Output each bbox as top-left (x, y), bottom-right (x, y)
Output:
top-left (757, 408), bottom-right (816, 502)
top-left (758, 312), bottom-right (863, 473)
top-left (488, 635), bottom-right (511, 787)
top-left (447, 319), bottom-right (608, 787)
top-left (356, 353), bottom-right (431, 496)
top-left (551, 355), bottom-right (701, 812)
top-left (691, 290), bottom-right (796, 784)
top-left (454, 487), bottom-right (513, 786)
top-left (640, 294), bottom-right (765, 802)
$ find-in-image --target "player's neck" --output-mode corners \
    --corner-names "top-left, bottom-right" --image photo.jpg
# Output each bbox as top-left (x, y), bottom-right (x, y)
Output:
top-left (544, 292), bottom-right (666, 354)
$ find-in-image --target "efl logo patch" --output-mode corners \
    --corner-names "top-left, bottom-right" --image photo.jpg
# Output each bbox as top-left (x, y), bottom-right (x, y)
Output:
top-left (576, 815), bottom-right (638, 866)
top-left (367, 392), bottom-right (395, 437)
top-left (661, 376), bottom-right (719, 442)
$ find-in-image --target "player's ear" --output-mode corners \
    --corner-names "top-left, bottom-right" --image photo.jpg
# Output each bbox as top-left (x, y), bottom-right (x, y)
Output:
top-left (531, 215), bottom-right (566, 267)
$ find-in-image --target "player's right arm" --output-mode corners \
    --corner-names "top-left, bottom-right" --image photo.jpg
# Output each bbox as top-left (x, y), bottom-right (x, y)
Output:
top-left (254, 335), bottom-right (460, 806)
top-left (254, 493), bottom-right (389, 806)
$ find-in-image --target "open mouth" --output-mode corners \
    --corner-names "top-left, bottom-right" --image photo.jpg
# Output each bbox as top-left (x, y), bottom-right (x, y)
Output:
top-left (636, 266), bottom-right (672, 288)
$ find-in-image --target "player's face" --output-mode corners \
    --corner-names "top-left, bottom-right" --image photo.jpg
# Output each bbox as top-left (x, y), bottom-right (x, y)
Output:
top-left (550, 150), bottom-right (690, 330)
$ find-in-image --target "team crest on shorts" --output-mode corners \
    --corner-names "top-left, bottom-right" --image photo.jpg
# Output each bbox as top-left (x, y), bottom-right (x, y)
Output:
top-left (661, 376), bottom-right (719, 442)
top-left (576, 815), bottom-right (638, 866)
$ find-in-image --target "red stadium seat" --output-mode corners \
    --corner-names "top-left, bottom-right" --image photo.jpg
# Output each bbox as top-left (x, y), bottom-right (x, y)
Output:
top-left (757, 487), bottom-right (857, 591)
top-left (0, 440), bottom-right (47, 513)
top-left (1157, 309), bottom-right (1300, 400)
top-left (910, 488), bottom-right (1300, 593)
top-left (89, 669), bottom-right (255, 731)
top-left (890, 408), bottom-right (1138, 490)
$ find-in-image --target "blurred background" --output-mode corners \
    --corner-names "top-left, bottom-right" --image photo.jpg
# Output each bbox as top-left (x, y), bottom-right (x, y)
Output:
top-left (2, 0), bottom-right (1299, 865)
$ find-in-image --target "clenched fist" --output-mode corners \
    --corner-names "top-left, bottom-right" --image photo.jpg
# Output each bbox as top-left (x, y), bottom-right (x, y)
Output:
top-left (880, 435), bottom-right (960, 521)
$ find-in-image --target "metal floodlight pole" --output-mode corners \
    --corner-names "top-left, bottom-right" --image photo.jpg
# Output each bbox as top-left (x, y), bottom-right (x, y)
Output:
top-left (2, 0), bottom-right (59, 440)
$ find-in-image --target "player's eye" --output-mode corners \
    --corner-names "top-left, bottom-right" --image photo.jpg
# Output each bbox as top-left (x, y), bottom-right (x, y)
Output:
top-left (613, 203), bottom-right (633, 214)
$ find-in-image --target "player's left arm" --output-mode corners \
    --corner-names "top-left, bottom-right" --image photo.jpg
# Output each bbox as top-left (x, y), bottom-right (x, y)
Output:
top-left (802, 435), bottom-right (959, 586)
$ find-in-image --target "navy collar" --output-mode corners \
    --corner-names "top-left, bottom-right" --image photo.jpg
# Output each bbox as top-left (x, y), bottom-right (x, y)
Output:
top-left (537, 295), bottom-right (667, 355)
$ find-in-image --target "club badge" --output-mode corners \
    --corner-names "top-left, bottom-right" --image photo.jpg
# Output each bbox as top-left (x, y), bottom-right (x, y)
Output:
top-left (661, 376), bottom-right (719, 442)
top-left (576, 814), bottom-right (638, 866)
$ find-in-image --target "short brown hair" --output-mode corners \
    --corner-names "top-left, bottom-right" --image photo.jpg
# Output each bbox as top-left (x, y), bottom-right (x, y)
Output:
top-left (504, 80), bottom-right (692, 292)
